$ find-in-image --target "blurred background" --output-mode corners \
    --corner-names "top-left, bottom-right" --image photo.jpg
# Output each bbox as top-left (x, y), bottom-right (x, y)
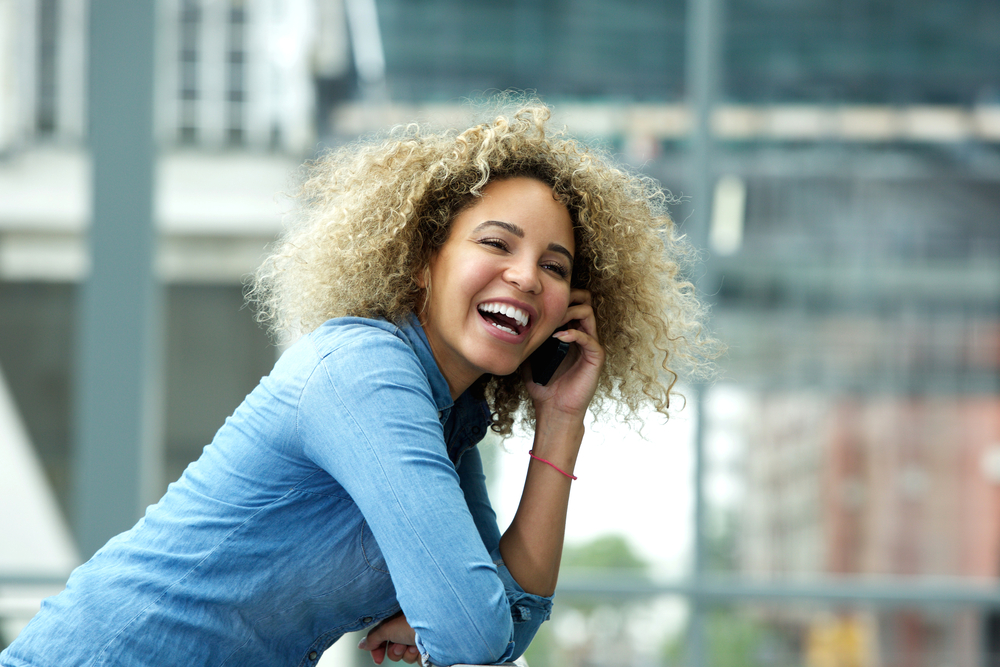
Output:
top-left (2, 0), bottom-right (1000, 665)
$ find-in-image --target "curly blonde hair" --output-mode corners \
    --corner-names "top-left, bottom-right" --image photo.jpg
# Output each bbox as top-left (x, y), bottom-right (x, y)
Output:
top-left (250, 101), bottom-right (718, 434)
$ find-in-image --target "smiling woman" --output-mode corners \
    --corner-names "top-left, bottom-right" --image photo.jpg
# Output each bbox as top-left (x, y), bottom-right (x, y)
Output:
top-left (0, 99), bottom-right (718, 667)
top-left (255, 100), bottom-right (718, 435)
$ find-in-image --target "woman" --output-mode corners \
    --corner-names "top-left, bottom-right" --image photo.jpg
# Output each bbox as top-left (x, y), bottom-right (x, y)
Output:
top-left (0, 102), bottom-right (715, 667)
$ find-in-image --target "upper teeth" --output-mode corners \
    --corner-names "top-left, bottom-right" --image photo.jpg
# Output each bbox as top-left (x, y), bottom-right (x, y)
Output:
top-left (479, 302), bottom-right (529, 328)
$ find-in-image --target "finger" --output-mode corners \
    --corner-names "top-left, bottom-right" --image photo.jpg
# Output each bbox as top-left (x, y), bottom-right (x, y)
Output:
top-left (553, 327), bottom-right (603, 363)
top-left (553, 329), bottom-right (605, 378)
top-left (360, 615), bottom-right (406, 653)
top-left (359, 633), bottom-right (387, 664)
top-left (562, 307), bottom-right (599, 342)
top-left (389, 642), bottom-right (407, 661)
top-left (562, 303), bottom-right (597, 335)
top-left (569, 288), bottom-right (592, 307)
top-left (388, 642), bottom-right (418, 664)
top-left (361, 625), bottom-right (383, 649)
top-left (564, 289), bottom-right (592, 320)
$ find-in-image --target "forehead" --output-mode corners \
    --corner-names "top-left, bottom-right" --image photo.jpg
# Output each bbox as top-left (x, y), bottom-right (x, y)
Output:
top-left (452, 177), bottom-right (575, 248)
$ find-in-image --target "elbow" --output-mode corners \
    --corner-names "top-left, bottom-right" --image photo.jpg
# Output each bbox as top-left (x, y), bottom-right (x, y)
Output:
top-left (474, 615), bottom-right (516, 665)
top-left (419, 605), bottom-right (514, 666)
top-left (427, 641), bottom-right (514, 667)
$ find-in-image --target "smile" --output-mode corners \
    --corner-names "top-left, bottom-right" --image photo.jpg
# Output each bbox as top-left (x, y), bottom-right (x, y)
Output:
top-left (477, 301), bottom-right (530, 336)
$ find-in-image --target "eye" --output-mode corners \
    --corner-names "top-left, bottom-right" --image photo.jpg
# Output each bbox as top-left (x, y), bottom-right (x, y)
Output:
top-left (542, 261), bottom-right (569, 278)
top-left (478, 237), bottom-right (510, 251)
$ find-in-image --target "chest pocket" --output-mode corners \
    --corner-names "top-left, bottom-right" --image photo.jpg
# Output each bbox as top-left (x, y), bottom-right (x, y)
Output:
top-left (360, 520), bottom-right (389, 573)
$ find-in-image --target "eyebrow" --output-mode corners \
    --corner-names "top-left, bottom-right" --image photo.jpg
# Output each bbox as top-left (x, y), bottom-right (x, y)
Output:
top-left (472, 220), bottom-right (575, 265)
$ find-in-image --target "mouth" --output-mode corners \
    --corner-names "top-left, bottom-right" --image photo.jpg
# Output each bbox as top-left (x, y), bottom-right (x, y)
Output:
top-left (477, 301), bottom-right (531, 337)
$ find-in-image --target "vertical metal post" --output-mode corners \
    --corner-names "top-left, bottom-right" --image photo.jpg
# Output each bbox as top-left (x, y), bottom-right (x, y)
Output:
top-left (74, 0), bottom-right (162, 560)
top-left (688, 387), bottom-right (709, 667)
top-left (686, 0), bottom-right (723, 664)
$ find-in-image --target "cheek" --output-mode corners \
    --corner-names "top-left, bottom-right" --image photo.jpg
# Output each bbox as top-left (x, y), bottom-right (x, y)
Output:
top-left (430, 255), bottom-right (497, 315)
top-left (455, 257), bottom-right (502, 295)
top-left (545, 288), bottom-right (572, 321)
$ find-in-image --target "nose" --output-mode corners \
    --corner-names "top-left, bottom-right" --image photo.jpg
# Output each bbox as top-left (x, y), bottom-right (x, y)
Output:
top-left (503, 260), bottom-right (542, 294)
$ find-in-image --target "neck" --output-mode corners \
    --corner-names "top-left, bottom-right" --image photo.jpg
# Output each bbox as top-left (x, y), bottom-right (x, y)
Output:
top-left (415, 311), bottom-right (479, 401)
top-left (433, 348), bottom-right (479, 401)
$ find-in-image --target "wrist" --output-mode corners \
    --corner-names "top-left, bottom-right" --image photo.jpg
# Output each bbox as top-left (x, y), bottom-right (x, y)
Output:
top-left (529, 450), bottom-right (578, 480)
top-left (530, 415), bottom-right (584, 471)
top-left (534, 406), bottom-right (586, 434)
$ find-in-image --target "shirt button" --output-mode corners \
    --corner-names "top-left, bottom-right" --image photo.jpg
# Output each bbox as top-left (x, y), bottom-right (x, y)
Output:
top-left (308, 651), bottom-right (318, 660)
top-left (362, 616), bottom-right (373, 624)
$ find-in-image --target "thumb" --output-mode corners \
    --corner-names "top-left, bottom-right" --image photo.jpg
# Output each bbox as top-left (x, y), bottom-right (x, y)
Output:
top-left (358, 632), bottom-right (387, 665)
top-left (358, 625), bottom-right (385, 650)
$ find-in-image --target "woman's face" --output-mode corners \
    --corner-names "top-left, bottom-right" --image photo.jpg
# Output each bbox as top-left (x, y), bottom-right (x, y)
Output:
top-left (420, 177), bottom-right (575, 398)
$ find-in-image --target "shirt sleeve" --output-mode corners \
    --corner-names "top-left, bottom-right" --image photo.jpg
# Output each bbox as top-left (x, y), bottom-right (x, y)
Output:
top-left (456, 447), bottom-right (553, 660)
top-left (295, 331), bottom-right (516, 666)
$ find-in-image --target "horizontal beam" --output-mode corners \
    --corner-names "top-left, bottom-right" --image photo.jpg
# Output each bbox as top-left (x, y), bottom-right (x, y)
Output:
top-left (0, 231), bottom-right (275, 283)
top-left (713, 257), bottom-right (1000, 305)
top-left (0, 150), bottom-right (297, 235)
top-left (3, 574), bottom-right (1000, 624)
top-left (332, 102), bottom-right (1000, 144)
top-left (556, 574), bottom-right (1000, 608)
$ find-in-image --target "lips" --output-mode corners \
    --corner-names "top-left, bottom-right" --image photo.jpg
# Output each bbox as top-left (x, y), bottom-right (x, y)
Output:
top-left (477, 301), bottom-right (531, 336)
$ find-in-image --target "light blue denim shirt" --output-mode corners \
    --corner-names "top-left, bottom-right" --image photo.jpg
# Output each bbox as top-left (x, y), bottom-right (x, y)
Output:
top-left (1, 315), bottom-right (551, 667)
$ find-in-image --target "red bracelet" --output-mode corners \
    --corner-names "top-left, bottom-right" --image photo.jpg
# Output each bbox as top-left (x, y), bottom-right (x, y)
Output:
top-left (528, 450), bottom-right (578, 480)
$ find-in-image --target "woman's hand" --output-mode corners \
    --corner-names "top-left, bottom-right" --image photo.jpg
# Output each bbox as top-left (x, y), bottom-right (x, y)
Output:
top-left (357, 612), bottom-right (420, 664)
top-left (526, 288), bottom-right (605, 420)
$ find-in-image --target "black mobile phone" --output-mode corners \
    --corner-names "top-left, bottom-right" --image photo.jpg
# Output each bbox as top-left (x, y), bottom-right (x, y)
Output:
top-left (528, 325), bottom-right (571, 386)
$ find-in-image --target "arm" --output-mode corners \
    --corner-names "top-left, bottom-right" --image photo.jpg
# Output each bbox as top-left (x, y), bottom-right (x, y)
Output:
top-left (499, 288), bottom-right (605, 596)
top-left (297, 332), bottom-right (515, 666)
top-left (361, 444), bottom-right (554, 665)
top-left (458, 447), bottom-right (554, 650)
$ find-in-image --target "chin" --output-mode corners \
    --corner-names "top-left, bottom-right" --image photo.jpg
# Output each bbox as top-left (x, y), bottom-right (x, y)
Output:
top-left (474, 355), bottom-right (523, 379)
top-left (483, 365), bottom-right (522, 380)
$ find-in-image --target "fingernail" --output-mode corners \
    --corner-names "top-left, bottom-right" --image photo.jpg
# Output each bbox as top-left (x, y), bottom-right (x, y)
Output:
top-left (357, 638), bottom-right (367, 649)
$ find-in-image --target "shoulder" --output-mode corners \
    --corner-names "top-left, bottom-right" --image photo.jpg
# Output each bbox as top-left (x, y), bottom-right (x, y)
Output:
top-left (264, 317), bottom-right (420, 390)
top-left (272, 315), bottom-right (450, 417)
top-left (308, 317), bottom-right (408, 358)
top-left (292, 318), bottom-right (447, 441)
top-left (301, 316), bottom-right (427, 385)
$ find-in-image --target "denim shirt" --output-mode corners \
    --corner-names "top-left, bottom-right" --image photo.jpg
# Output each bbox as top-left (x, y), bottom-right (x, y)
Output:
top-left (1, 315), bottom-right (552, 667)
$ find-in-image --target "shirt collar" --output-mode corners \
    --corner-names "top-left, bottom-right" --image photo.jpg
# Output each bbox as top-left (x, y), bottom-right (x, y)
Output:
top-left (395, 312), bottom-right (455, 414)
top-left (396, 313), bottom-right (492, 460)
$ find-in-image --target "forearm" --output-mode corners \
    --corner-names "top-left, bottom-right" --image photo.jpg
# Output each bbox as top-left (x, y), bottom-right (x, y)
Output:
top-left (499, 412), bottom-right (585, 596)
top-left (500, 286), bottom-right (604, 598)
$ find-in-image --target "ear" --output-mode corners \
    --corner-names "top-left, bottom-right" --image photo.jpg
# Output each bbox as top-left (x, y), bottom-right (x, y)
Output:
top-left (414, 265), bottom-right (430, 289)
top-left (414, 265), bottom-right (432, 318)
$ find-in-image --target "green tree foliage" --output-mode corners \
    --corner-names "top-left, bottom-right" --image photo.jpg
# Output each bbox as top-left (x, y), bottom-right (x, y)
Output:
top-left (663, 609), bottom-right (792, 667)
top-left (560, 534), bottom-right (649, 572)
